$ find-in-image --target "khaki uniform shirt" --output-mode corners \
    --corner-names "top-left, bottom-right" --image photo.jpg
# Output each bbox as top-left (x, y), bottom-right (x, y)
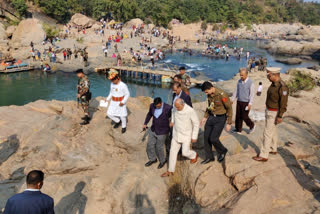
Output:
top-left (266, 79), bottom-right (288, 118)
top-left (204, 88), bottom-right (233, 124)
top-left (77, 75), bottom-right (90, 96)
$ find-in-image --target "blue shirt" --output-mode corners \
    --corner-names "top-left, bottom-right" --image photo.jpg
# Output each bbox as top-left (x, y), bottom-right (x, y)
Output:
top-left (154, 103), bottom-right (163, 118)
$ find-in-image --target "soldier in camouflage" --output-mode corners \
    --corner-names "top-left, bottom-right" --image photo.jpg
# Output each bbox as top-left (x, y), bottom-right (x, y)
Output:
top-left (76, 69), bottom-right (91, 125)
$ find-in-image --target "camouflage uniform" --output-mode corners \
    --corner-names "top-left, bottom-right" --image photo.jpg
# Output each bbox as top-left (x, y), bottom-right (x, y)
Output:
top-left (181, 73), bottom-right (191, 88)
top-left (77, 75), bottom-right (90, 115)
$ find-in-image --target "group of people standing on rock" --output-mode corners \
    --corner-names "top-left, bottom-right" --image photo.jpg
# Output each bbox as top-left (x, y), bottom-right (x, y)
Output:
top-left (76, 65), bottom-right (288, 178)
top-left (1, 66), bottom-right (289, 214)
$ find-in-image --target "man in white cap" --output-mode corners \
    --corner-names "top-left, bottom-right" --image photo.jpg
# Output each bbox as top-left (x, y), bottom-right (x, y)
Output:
top-left (106, 69), bottom-right (130, 134)
top-left (253, 67), bottom-right (289, 162)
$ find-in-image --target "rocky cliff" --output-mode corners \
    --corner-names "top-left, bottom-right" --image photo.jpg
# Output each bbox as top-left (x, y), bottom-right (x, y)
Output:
top-left (0, 71), bottom-right (319, 213)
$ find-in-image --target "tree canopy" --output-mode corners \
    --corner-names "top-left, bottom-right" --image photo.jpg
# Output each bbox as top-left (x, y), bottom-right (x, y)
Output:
top-left (27, 0), bottom-right (320, 26)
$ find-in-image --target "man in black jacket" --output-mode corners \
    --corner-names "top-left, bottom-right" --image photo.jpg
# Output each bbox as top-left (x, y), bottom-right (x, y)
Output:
top-left (172, 82), bottom-right (192, 107)
top-left (143, 97), bottom-right (172, 169)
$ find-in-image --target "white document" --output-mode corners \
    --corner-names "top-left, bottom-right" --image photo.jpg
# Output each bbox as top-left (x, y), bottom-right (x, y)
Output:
top-left (99, 100), bottom-right (109, 108)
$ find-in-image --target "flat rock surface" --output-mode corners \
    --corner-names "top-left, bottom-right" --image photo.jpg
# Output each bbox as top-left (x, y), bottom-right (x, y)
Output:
top-left (0, 73), bottom-right (319, 213)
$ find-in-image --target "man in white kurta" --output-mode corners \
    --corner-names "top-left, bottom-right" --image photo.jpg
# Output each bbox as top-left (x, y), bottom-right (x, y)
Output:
top-left (161, 98), bottom-right (199, 177)
top-left (106, 71), bottom-right (130, 133)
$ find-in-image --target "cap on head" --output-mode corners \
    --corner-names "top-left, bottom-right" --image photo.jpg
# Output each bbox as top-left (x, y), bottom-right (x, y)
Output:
top-left (179, 66), bottom-right (186, 71)
top-left (108, 69), bottom-right (119, 80)
top-left (266, 67), bottom-right (281, 74)
top-left (75, 69), bottom-right (84, 74)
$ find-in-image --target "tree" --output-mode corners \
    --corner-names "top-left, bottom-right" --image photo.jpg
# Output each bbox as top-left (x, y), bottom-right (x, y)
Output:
top-left (11, 0), bottom-right (28, 17)
top-left (40, 0), bottom-right (70, 23)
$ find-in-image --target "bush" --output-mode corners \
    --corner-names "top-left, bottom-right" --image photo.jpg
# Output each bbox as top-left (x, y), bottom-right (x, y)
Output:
top-left (11, 0), bottom-right (28, 17)
top-left (43, 24), bottom-right (60, 39)
top-left (201, 21), bottom-right (207, 31)
top-left (287, 70), bottom-right (316, 95)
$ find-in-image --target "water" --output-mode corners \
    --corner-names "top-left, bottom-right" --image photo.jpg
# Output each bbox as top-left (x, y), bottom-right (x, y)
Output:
top-left (164, 40), bottom-right (318, 81)
top-left (0, 40), bottom-right (318, 106)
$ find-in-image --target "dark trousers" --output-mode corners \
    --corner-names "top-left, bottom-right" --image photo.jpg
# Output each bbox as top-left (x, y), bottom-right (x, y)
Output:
top-left (204, 115), bottom-right (228, 159)
top-left (235, 101), bottom-right (254, 132)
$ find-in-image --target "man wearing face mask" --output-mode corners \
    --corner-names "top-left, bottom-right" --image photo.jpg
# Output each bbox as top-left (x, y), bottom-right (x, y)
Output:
top-left (143, 97), bottom-right (172, 169)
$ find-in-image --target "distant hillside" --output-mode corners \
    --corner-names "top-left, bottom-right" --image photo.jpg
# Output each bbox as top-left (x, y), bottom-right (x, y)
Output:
top-left (6, 0), bottom-right (320, 27)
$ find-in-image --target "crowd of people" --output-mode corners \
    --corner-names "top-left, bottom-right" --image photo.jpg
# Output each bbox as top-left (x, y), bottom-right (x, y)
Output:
top-left (2, 63), bottom-right (289, 213)
top-left (75, 65), bottom-right (288, 176)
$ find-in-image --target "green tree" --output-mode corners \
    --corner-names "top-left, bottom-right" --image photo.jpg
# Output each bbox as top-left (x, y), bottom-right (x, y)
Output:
top-left (11, 0), bottom-right (28, 17)
top-left (39, 0), bottom-right (70, 23)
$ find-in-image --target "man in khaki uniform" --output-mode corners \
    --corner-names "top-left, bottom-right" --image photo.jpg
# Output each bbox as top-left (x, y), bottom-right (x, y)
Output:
top-left (253, 67), bottom-right (289, 162)
top-left (200, 81), bottom-right (232, 164)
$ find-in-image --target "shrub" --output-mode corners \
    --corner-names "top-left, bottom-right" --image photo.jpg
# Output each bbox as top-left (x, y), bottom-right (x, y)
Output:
top-left (201, 21), bottom-right (207, 31)
top-left (43, 24), bottom-right (60, 39)
top-left (287, 70), bottom-right (316, 95)
top-left (11, 0), bottom-right (28, 17)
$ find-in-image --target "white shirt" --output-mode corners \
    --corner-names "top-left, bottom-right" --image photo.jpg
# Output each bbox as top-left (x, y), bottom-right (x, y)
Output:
top-left (257, 85), bottom-right (263, 92)
top-left (106, 81), bottom-right (130, 116)
top-left (171, 104), bottom-right (199, 142)
top-left (25, 189), bottom-right (40, 192)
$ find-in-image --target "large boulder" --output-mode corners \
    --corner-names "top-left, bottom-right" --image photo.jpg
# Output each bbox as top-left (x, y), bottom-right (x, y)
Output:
top-left (5, 26), bottom-right (16, 38)
top-left (124, 18), bottom-right (143, 28)
top-left (70, 13), bottom-right (96, 28)
top-left (275, 57), bottom-right (302, 65)
top-left (11, 19), bottom-right (45, 47)
top-left (266, 40), bottom-right (305, 55)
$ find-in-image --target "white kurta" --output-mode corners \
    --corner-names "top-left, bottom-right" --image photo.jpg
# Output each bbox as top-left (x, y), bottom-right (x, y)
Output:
top-left (106, 81), bottom-right (130, 117)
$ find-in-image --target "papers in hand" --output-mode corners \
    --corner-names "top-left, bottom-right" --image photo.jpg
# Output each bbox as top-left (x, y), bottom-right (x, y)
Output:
top-left (99, 100), bottom-right (109, 108)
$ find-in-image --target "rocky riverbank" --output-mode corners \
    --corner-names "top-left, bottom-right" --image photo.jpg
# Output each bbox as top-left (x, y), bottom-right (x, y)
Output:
top-left (1, 15), bottom-right (320, 74)
top-left (0, 70), bottom-right (319, 213)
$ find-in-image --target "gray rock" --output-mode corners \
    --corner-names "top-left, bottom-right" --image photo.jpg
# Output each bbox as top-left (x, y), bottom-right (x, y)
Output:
top-left (276, 58), bottom-right (302, 65)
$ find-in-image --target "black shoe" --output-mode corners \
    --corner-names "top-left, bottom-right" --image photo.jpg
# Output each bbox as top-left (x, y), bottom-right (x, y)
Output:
top-left (158, 161), bottom-right (167, 169)
top-left (201, 158), bottom-right (215, 164)
top-left (121, 128), bottom-right (126, 133)
top-left (145, 160), bottom-right (157, 167)
top-left (218, 151), bottom-right (228, 163)
top-left (113, 122), bottom-right (121, 129)
top-left (81, 115), bottom-right (89, 120)
top-left (80, 119), bottom-right (90, 125)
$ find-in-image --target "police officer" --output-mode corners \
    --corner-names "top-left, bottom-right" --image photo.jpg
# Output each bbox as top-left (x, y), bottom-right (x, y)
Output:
top-left (76, 69), bottom-right (91, 125)
top-left (253, 67), bottom-right (288, 162)
top-left (200, 81), bottom-right (232, 164)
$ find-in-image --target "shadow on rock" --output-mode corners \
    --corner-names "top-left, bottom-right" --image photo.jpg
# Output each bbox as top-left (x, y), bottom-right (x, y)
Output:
top-left (0, 134), bottom-right (19, 166)
top-left (231, 132), bottom-right (260, 154)
top-left (279, 147), bottom-right (320, 202)
top-left (55, 181), bottom-right (87, 214)
top-left (133, 194), bottom-right (155, 214)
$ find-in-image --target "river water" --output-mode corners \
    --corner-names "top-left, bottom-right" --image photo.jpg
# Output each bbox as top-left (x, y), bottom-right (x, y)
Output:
top-left (0, 40), bottom-right (318, 106)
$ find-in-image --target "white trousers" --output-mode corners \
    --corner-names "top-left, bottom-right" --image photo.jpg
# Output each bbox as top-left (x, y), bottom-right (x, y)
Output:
top-left (108, 114), bottom-right (127, 128)
top-left (168, 138), bottom-right (197, 173)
